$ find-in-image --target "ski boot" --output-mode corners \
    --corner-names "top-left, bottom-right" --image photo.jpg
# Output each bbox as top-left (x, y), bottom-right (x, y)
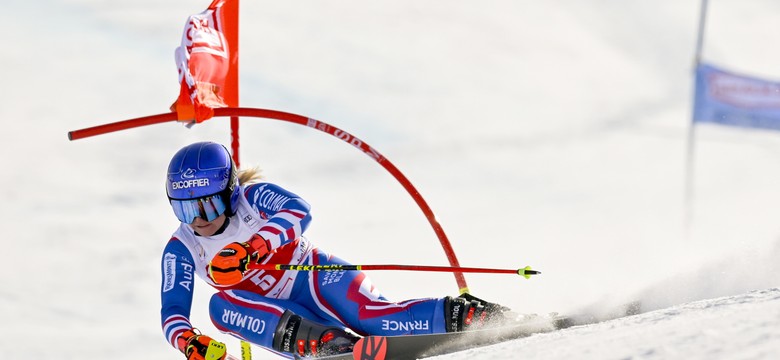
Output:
top-left (272, 310), bottom-right (359, 357)
top-left (443, 293), bottom-right (512, 332)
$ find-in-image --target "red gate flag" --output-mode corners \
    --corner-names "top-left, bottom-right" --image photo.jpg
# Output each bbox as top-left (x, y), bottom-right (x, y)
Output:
top-left (171, 0), bottom-right (238, 123)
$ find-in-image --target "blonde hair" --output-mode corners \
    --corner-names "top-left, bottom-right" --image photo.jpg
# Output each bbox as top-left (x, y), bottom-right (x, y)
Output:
top-left (237, 166), bottom-right (264, 185)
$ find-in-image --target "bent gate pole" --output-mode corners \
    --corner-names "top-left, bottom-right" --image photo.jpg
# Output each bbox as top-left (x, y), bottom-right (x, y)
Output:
top-left (68, 107), bottom-right (470, 293)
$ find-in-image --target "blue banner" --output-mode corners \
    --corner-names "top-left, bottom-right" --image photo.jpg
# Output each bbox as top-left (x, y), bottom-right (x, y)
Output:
top-left (693, 63), bottom-right (780, 130)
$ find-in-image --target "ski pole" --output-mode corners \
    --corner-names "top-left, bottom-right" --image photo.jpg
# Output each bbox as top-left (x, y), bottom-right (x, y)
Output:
top-left (246, 263), bottom-right (541, 279)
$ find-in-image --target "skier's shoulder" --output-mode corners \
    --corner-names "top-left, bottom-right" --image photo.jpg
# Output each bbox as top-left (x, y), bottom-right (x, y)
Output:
top-left (242, 181), bottom-right (293, 197)
top-left (242, 182), bottom-right (309, 211)
top-left (162, 226), bottom-right (198, 261)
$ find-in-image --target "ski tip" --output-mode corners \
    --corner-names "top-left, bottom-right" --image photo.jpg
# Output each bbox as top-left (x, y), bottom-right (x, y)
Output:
top-left (353, 336), bottom-right (387, 360)
top-left (517, 266), bottom-right (541, 279)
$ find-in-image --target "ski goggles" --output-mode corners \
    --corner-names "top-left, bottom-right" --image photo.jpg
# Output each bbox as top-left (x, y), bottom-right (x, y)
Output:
top-left (169, 194), bottom-right (227, 224)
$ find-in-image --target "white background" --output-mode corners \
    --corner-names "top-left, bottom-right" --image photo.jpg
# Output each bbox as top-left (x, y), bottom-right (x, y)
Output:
top-left (2, 0), bottom-right (779, 358)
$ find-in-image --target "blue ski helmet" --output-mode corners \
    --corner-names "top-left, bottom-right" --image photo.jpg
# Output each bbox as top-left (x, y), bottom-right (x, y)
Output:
top-left (166, 142), bottom-right (240, 223)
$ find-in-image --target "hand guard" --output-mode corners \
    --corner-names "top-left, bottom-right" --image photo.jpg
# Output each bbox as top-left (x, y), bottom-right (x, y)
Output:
top-left (208, 234), bottom-right (271, 285)
top-left (177, 328), bottom-right (227, 360)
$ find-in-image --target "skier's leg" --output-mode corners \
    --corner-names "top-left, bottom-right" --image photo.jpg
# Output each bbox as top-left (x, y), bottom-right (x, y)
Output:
top-left (299, 248), bottom-right (449, 335)
top-left (209, 290), bottom-right (357, 357)
top-left (299, 248), bottom-right (513, 335)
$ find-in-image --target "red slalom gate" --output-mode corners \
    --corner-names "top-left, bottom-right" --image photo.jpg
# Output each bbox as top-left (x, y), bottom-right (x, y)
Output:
top-left (68, 107), bottom-right (471, 293)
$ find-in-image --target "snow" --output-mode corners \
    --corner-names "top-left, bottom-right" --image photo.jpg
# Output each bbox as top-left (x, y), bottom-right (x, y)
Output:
top-left (2, 0), bottom-right (780, 359)
top-left (438, 288), bottom-right (780, 360)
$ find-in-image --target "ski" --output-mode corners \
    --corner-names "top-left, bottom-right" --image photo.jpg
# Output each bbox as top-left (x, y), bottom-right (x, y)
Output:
top-left (294, 317), bottom-right (557, 360)
top-left (295, 301), bottom-right (643, 360)
top-left (552, 300), bottom-right (642, 329)
top-left (356, 318), bottom-right (557, 360)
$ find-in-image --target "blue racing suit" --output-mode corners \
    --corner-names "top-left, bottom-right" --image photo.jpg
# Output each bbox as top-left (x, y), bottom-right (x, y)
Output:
top-left (160, 182), bottom-right (447, 355)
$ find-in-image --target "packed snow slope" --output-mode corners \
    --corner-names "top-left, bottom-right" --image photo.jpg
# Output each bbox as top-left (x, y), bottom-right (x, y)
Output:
top-left (2, 0), bottom-right (779, 359)
top-left (436, 288), bottom-right (780, 360)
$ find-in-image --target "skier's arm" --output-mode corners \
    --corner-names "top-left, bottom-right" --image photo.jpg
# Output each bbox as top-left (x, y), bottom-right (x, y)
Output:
top-left (208, 183), bottom-right (311, 286)
top-left (160, 239), bottom-right (197, 347)
top-left (244, 182), bottom-right (312, 249)
top-left (161, 239), bottom-right (227, 359)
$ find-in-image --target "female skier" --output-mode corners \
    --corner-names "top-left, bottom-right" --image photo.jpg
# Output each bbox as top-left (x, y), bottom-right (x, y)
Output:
top-left (160, 141), bottom-right (508, 360)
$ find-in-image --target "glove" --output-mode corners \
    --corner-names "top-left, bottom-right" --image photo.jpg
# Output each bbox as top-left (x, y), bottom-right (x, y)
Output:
top-left (176, 328), bottom-right (227, 360)
top-left (208, 234), bottom-right (271, 285)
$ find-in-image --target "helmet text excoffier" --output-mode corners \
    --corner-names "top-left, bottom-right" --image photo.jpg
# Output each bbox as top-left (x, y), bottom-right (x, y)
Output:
top-left (171, 178), bottom-right (210, 190)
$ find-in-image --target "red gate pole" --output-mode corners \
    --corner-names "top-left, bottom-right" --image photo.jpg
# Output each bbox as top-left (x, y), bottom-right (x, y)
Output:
top-left (68, 107), bottom-right (470, 293)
